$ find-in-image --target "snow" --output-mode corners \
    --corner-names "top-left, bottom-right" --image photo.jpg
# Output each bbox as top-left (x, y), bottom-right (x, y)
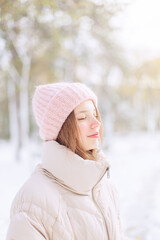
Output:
top-left (106, 132), bottom-right (160, 240)
top-left (0, 132), bottom-right (160, 240)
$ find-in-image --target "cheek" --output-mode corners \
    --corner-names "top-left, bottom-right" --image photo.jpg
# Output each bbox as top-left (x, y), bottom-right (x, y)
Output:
top-left (78, 122), bottom-right (89, 136)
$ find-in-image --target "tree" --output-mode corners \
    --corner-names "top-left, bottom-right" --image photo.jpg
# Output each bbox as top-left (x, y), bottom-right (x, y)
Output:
top-left (0, 0), bottom-right (127, 159)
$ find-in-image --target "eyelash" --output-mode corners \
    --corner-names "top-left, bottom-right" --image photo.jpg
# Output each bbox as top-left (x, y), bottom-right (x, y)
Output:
top-left (78, 117), bottom-right (86, 120)
top-left (78, 115), bottom-right (98, 121)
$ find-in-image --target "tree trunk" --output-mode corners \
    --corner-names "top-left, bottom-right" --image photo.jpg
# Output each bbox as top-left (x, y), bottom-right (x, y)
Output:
top-left (7, 77), bottom-right (20, 161)
top-left (19, 56), bottom-right (31, 151)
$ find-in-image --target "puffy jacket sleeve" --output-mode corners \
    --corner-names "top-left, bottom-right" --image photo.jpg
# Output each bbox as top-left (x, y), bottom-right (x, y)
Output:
top-left (6, 211), bottom-right (48, 240)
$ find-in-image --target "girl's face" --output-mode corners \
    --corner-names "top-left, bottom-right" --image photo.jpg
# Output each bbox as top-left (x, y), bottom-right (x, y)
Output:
top-left (74, 100), bottom-right (101, 151)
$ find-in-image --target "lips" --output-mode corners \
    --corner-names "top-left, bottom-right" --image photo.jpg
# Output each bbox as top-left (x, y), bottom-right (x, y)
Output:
top-left (88, 132), bottom-right (99, 138)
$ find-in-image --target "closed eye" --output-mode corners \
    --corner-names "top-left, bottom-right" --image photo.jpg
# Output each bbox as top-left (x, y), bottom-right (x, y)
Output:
top-left (78, 114), bottom-right (97, 120)
top-left (78, 117), bottom-right (86, 120)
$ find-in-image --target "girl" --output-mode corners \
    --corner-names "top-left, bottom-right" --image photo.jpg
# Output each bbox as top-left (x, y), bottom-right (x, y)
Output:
top-left (6, 82), bottom-right (124, 240)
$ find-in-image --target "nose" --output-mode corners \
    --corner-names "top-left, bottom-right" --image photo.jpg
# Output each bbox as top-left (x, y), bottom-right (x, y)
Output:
top-left (91, 116), bottom-right (101, 128)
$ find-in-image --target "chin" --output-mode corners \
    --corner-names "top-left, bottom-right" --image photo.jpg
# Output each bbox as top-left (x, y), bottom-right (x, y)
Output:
top-left (81, 139), bottom-right (99, 151)
top-left (86, 144), bottom-right (99, 151)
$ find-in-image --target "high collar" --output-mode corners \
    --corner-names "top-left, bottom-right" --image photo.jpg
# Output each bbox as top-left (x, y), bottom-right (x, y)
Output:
top-left (41, 141), bottom-right (109, 195)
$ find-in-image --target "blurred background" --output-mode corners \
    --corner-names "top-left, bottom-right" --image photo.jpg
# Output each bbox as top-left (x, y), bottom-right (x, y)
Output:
top-left (0, 0), bottom-right (160, 239)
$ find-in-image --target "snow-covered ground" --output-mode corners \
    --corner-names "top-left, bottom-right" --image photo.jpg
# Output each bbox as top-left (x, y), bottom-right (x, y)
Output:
top-left (0, 132), bottom-right (160, 240)
top-left (106, 132), bottom-right (160, 240)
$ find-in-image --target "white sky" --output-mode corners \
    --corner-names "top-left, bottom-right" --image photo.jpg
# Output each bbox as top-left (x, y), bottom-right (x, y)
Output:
top-left (112, 0), bottom-right (160, 64)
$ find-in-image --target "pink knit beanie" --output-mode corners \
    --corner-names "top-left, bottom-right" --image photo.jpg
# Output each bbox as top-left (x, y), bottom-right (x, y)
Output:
top-left (32, 82), bottom-right (97, 141)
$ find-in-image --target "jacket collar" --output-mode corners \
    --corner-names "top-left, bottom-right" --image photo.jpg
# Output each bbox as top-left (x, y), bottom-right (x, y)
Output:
top-left (42, 141), bottom-right (109, 195)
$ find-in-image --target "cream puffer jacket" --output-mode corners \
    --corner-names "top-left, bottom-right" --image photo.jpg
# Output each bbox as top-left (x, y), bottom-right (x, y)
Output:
top-left (6, 141), bottom-right (124, 240)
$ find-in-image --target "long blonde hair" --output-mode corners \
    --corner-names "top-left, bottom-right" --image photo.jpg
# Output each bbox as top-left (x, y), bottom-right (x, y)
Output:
top-left (56, 103), bottom-right (103, 161)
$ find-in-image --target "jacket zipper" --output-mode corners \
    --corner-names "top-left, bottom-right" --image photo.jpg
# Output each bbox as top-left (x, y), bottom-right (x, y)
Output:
top-left (92, 167), bottom-right (110, 240)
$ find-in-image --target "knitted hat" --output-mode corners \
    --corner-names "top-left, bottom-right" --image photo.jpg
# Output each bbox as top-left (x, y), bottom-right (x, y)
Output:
top-left (32, 82), bottom-right (97, 141)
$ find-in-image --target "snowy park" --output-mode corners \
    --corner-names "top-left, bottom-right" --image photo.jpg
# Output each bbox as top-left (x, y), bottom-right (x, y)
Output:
top-left (1, 0), bottom-right (160, 239)
top-left (1, 132), bottom-right (160, 240)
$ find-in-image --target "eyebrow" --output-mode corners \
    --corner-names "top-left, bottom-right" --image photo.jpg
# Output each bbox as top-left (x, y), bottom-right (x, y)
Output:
top-left (75, 109), bottom-right (96, 115)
